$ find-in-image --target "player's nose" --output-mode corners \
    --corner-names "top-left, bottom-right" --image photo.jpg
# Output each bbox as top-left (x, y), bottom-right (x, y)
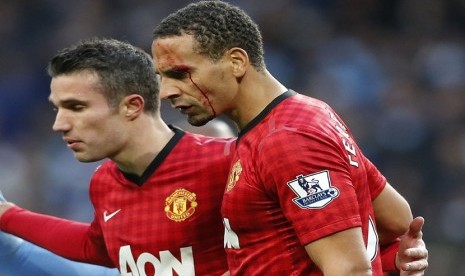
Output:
top-left (159, 80), bottom-right (183, 100)
top-left (52, 110), bottom-right (71, 132)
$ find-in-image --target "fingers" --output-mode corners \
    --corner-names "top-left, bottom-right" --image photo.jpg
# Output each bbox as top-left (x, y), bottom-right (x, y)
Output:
top-left (404, 259), bottom-right (428, 271)
top-left (400, 238), bottom-right (429, 274)
top-left (398, 216), bottom-right (428, 275)
top-left (401, 258), bottom-right (428, 275)
top-left (401, 271), bottom-right (425, 276)
top-left (407, 216), bottom-right (424, 238)
top-left (404, 247), bottom-right (428, 259)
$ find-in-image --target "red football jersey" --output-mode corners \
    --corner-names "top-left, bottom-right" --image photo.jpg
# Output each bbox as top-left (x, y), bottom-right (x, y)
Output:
top-left (222, 91), bottom-right (386, 275)
top-left (89, 127), bottom-right (234, 275)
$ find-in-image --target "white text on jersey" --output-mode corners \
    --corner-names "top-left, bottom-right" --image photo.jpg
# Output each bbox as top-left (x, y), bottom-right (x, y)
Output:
top-left (327, 109), bottom-right (359, 167)
top-left (119, 245), bottom-right (195, 276)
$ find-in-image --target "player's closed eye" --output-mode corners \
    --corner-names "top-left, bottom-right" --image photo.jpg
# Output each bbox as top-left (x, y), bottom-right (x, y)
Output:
top-left (69, 105), bottom-right (85, 112)
top-left (166, 68), bottom-right (189, 80)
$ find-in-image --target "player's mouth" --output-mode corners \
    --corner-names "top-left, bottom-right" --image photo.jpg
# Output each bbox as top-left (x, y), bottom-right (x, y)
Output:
top-left (63, 137), bottom-right (82, 150)
top-left (176, 105), bottom-right (194, 114)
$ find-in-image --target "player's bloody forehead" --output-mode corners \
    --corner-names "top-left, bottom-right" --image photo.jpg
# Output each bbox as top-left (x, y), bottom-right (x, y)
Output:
top-left (153, 40), bottom-right (185, 70)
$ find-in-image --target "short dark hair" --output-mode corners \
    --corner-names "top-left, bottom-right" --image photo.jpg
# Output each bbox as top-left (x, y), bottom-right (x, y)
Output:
top-left (48, 37), bottom-right (160, 113)
top-left (153, 0), bottom-right (265, 71)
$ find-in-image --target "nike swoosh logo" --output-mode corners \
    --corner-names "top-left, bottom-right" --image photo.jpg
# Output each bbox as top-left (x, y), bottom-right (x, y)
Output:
top-left (103, 209), bottom-right (121, 222)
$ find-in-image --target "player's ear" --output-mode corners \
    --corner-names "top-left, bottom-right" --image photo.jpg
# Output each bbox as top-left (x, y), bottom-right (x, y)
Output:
top-left (121, 94), bottom-right (144, 120)
top-left (228, 47), bottom-right (248, 77)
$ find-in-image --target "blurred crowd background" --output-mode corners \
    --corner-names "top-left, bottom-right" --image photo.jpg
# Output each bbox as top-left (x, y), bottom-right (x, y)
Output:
top-left (1, 0), bottom-right (464, 274)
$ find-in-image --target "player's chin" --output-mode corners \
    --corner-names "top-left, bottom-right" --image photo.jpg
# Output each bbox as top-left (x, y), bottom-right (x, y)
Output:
top-left (74, 152), bottom-right (103, 163)
top-left (187, 114), bottom-right (214, 127)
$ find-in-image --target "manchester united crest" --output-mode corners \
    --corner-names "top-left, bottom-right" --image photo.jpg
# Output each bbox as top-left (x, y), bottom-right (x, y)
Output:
top-left (226, 160), bottom-right (242, 192)
top-left (165, 188), bottom-right (197, 222)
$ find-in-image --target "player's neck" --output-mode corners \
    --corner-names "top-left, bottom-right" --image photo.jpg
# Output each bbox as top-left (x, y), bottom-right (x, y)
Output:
top-left (228, 70), bottom-right (287, 130)
top-left (113, 116), bottom-right (174, 176)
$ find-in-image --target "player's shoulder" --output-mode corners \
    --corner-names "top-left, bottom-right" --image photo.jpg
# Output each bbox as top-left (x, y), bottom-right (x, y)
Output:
top-left (93, 160), bottom-right (117, 176)
top-left (256, 101), bottom-right (344, 154)
top-left (279, 93), bottom-right (334, 124)
top-left (89, 160), bottom-right (120, 195)
top-left (276, 93), bottom-right (350, 137)
top-left (255, 125), bottom-right (316, 153)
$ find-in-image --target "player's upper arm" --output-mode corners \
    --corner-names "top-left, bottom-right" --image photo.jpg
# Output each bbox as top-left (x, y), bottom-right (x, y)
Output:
top-left (304, 227), bottom-right (372, 276)
top-left (373, 182), bottom-right (412, 244)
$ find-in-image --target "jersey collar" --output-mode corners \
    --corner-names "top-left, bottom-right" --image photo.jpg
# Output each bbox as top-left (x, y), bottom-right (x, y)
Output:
top-left (122, 126), bottom-right (185, 186)
top-left (238, 90), bottom-right (296, 138)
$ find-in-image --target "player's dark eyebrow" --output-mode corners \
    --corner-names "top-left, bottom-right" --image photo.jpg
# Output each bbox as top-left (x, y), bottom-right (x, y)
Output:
top-left (171, 65), bottom-right (190, 71)
top-left (159, 65), bottom-right (191, 80)
top-left (158, 65), bottom-right (190, 74)
top-left (48, 98), bottom-right (87, 108)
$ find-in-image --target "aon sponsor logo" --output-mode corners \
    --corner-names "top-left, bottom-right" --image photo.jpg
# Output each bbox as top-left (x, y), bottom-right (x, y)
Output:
top-left (119, 245), bottom-right (195, 276)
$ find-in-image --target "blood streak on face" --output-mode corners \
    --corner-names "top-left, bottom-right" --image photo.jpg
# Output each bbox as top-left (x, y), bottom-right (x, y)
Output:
top-left (170, 63), bottom-right (217, 119)
top-left (187, 71), bottom-right (217, 118)
top-left (154, 38), bottom-right (217, 119)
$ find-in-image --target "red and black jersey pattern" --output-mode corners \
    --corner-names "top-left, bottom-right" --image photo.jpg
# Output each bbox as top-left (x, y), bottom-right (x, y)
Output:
top-left (222, 91), bottom-right (386, 275)
top-left (90, 127), bottom-right (234, 275)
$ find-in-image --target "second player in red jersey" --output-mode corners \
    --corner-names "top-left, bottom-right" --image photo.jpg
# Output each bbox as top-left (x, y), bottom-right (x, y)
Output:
top-left (153, 1), bottom-right (429, 274)
top-left (222, 91), bottom-right (384, 274)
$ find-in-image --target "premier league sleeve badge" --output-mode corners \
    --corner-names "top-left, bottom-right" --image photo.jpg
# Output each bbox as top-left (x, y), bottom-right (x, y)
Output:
top-left (287, 170), bottom-right (340, 209)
